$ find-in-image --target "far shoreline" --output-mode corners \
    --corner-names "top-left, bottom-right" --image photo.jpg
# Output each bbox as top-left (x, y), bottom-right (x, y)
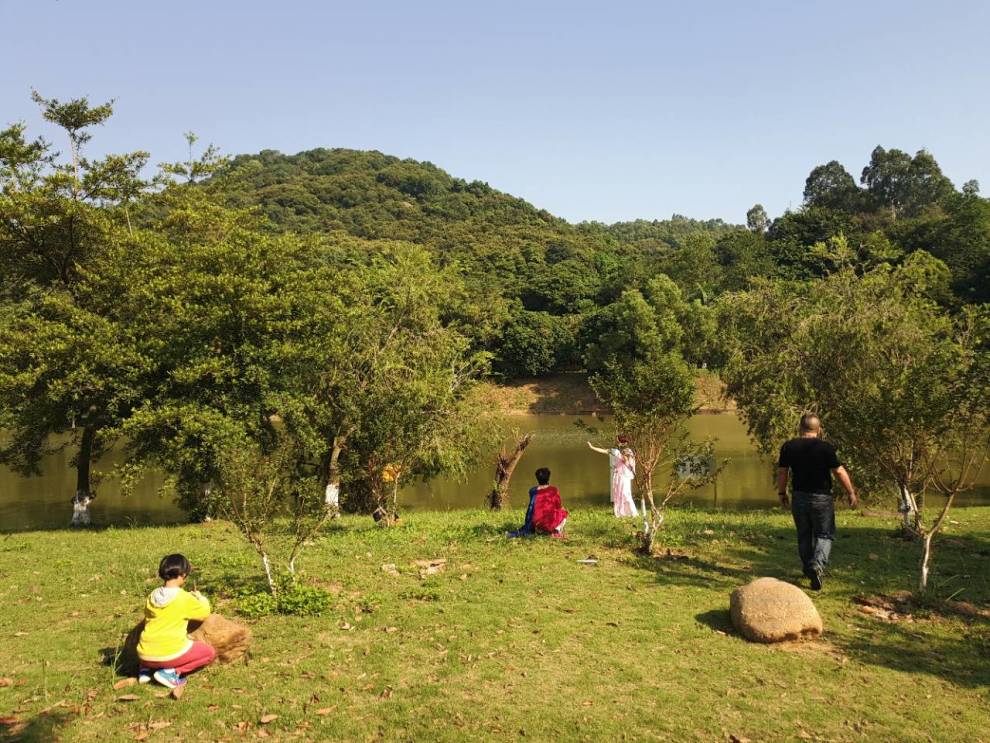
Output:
top-left (483, 370), bottom-right (735, 417)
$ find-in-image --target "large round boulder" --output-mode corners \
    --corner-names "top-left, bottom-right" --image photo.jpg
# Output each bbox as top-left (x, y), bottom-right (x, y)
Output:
top-left (729, 577), bottom-right (823, 643)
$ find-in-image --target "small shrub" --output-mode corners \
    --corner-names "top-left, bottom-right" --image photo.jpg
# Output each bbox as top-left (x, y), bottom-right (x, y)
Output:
top-left (236, 582), bottom-right (333, 618)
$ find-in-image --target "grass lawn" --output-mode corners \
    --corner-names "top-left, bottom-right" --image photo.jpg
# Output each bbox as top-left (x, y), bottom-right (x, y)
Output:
top-left (1, 506), bottom-right (989, 742)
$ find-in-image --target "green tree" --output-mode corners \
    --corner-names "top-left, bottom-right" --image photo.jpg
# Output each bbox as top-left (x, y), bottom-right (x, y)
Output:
top-left (714, 230), bottom-right (776, 292)
top-left (746, 204), bottom-right (769, 234)
top-left (0, 95), bottom-right (152, 523)
top-left (112, 193), bottom-right (329, 518)
top-left (658, 234), bottom-right (722, 300)
top-left (803, 160), bottom-right (861, 212)
top-left (861, 146), bottom-right (955, 219)
top-left (496, 308), bottom-right (576, 378)
top-left (283, 243), bottom-right (498, 524)
top-left (587, 279), bottom-right (718, 552)
top-left (720, 257), bottom-right (990, 589)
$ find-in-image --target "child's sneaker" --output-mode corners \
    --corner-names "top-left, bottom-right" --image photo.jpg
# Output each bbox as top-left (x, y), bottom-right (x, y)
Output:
top-left (153, 668), bottom-right (186, 689)
top-left (137, 668), bottom-right (153, 685)
top-left (551, 530), bottom-right (566, 539)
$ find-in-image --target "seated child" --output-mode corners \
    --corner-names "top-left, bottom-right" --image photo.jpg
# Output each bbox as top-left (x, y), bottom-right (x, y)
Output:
top-left (531, 467), bottom-right (568, 538)
top-left (136, 554), bottom-right (215, 689)
top-left (507, 479), bottom-right (539, 538)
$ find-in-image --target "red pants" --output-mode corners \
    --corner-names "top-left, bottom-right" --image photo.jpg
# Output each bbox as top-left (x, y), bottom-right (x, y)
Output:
top-left (140, 641), bottom-right (216, 674)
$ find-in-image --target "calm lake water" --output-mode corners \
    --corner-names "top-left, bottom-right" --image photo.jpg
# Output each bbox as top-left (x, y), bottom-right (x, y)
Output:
top-left (3, 414), bottom-right (987, 531)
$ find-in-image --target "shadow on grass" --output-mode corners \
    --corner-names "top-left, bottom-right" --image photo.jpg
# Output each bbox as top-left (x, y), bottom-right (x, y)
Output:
top-left (835, 617), bottom-right (990, 688)
top-left (695, 608), bottom-right (735, 634)
top-left (0, 709), bottom-right (75, 743)
top-left (636, 513), bottom-right (990, 688)
top-left (633, 552), bottom-right (757, 591)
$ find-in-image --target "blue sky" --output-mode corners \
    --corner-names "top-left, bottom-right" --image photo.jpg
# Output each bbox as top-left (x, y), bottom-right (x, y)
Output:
top-left (1, 0), bottom-right (987, 224)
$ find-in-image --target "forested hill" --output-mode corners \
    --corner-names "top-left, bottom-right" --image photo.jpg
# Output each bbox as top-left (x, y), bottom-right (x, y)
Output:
top-left (212, 146), bottom-right (990, 378)
top-left (217, 147), bottom-right (733, 246)
top-left (213, 148), bottom-right (736, 376)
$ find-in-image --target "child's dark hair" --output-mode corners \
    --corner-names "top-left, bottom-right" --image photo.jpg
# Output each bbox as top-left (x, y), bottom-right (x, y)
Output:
top-left (535, 467), bottom-right (551, 485)
top-left (158, 553), bottom-right (192, 581)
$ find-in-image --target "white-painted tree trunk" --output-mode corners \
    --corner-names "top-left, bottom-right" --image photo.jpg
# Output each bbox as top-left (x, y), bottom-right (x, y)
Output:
top-left (919, 533), bottom-right (934, 591)
top-left (324, 482), bottom-right (340, 511)
top-left (898, 484), bottom-right (918, 530)
top-left (261, 552), bottom-right (276, 596)
top-left (70, 492), bottom-right (93, 527)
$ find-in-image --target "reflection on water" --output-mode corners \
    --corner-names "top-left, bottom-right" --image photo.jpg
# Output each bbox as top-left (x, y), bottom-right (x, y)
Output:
top-left (3, 414), bottom-right (988, 531)
top-left (0, 440), bottom-right (174, 532)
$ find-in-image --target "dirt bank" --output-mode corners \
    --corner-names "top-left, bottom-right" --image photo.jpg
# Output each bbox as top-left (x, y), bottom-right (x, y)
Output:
top-left (482, 371), bottom-right (734, 416)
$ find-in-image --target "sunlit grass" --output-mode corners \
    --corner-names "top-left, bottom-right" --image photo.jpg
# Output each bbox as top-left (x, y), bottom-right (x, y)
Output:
top-left (1, 507), bottom-right (988, 741)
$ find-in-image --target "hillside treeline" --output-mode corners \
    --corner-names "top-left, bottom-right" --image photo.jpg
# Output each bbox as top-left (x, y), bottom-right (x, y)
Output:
top-left (213, 146), bottom-right (989, 377)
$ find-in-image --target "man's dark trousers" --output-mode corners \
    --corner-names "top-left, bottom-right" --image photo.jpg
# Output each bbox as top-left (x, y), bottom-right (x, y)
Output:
top-left (791, 491), bottom-right (835, 575)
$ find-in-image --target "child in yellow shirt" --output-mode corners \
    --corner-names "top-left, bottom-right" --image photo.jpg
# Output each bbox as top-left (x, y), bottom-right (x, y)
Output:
top-left (136, 554), bottom-right (215, 688)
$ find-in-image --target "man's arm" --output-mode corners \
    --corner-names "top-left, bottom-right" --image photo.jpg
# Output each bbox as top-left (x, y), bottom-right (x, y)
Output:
top-left (832, 466), bottom-right (858, 508)
top-left (587, 442), bottom-right (609, 454)
top-left (776, 467), bottom-right (789, 506)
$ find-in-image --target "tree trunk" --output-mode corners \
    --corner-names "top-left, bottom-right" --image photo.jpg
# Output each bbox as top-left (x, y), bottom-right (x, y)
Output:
top-left (70, 426), bottom-right (96, 527)
top-left (898, 483), bottom-right (919, 532)
top-left (919, 532), bottom-right (933, 591)
top-left (489, 433), bottom-right (533, 510)
top-left (640, 470), bottom-right (659, 554)
top-left (322, 436), bottom-right (346, 518)
top-left (917, 492), bottom-right (956, 592)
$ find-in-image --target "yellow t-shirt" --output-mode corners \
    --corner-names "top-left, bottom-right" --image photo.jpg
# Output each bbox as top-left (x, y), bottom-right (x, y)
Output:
top-left (136, 586), bottom-right (211, 662)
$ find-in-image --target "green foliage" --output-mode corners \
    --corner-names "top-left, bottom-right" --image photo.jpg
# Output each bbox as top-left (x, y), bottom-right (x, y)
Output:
top-left (861, 146), bottom-right (955, 218)
top-left (803, 160), bottom-right (861, 212)
top-left (586, 278), bottom-right (710, 551)
top-left (211, 149), bottom-right (734, 378)
top-left (496, 308), bottom-right (576, 377)
top-left (719, 256), bottom-right (990, 514)
top-left (746, 203), bottom-right (769, 234)
top-left (0, 94), bottom-right (154, 502)
top-left (235, 582), bottom-right (333, 618)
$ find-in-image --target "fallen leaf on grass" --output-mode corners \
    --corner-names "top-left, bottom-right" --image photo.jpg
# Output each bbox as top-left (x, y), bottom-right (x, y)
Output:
top-left (314, 707), bottom-right (336, 716)
top-left (13, 632), bottom-right (27, 637)
top-left (0, 716), bottom-right (20, 725)
top-left (868, 553), bottom-right (879, 560)
top-left (260, 714), bottom-right (278, 724)
top-left (148, 721), bottom-right (171, 730)
top-left (381, 564), bottom-right (400, 576)
top-left (729, 735), bottom-right (752, 743)
top-left (113, 677), bottom-right (137, 690)
top-left (115, 694), bottom-right (140, 702)
top-left (383, 626), bottom-right (398, 633)
top-left (169, 685), bottom-right (184, 700)
top-left (0, 678), bottom-right (13, 687)
top-left (415, 559), bottom-right (446, 578)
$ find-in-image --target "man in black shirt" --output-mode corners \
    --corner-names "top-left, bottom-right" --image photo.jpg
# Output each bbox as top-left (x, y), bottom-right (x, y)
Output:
top-left (777, 414), bottom-right (858, 590)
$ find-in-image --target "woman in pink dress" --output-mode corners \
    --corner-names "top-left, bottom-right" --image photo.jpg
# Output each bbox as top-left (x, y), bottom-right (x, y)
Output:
top-left (588, 437), bottom-right (639, 517)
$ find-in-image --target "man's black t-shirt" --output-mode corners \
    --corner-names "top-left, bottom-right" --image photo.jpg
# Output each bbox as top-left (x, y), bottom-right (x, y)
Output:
top-left (778, 437), bottom-right (841, 494)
